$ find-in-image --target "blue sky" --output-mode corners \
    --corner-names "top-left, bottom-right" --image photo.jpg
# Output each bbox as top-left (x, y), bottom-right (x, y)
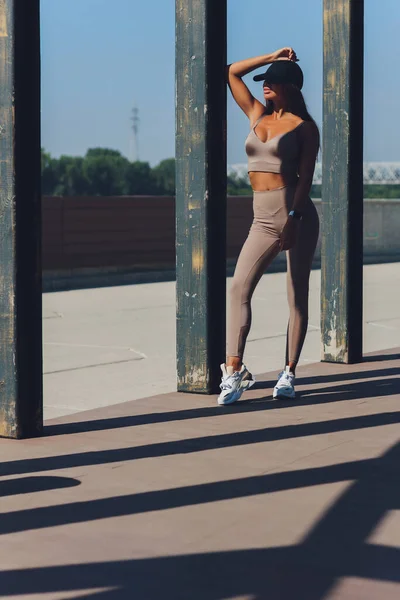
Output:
top-left (41, 0), bottom-right (399, 166)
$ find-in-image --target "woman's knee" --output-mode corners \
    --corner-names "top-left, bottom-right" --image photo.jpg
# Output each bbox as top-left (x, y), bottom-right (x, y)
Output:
top-left (230, 277), bottom-right (245, 301)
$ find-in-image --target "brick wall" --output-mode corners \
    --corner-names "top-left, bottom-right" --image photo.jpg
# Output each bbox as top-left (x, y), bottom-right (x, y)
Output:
top-left (42, 196), bottom-right (400, 276)
top-left (42, 195), bottom-right (254, 272)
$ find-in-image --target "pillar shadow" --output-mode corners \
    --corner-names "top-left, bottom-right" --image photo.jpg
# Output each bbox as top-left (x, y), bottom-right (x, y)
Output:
top-left (362, 352), bottom-right (400, 363)
top-left (0, 476), bottom-right (80, 497)
top-left (0, 442), bottom-right (398, 599)
top-left (254, 366), bottom-right (400, 390)
top-left (46, 367), bottom-right (400, 437)
top-left (3, 411), bottom-right (399, 478)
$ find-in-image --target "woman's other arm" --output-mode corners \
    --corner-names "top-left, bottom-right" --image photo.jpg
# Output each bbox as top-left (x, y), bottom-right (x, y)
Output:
top-left (291, 121), bottom-right (320, 212)
top-left (279, 121), bottom-right (319, 251)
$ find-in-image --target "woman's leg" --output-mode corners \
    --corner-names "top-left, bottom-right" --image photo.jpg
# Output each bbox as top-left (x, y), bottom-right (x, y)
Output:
top-left (227, 228), bottom-right (280, 369)
top-left (285, 200), bottom-right (320, 372)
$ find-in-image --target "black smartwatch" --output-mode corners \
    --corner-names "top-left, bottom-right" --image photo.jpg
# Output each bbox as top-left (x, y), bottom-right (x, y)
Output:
top-left (288, 209), bottom-right (302, 220)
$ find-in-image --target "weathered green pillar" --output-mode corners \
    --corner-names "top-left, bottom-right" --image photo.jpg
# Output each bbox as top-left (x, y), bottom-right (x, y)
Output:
top-left (0, 0), bottom-right (42, 437)
top-left (321, 0), bottom-right (364, 363)
top-left (175, 0), bottom-right (227, 393)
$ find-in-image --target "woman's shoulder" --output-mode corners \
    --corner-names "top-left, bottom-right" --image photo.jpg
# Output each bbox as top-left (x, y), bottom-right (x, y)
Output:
top-left (297, 119), bottom-right (319, 140)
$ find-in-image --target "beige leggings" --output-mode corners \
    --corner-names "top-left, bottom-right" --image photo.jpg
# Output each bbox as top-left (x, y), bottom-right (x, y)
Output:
top-left (227, 185), bottom-right (319, 365)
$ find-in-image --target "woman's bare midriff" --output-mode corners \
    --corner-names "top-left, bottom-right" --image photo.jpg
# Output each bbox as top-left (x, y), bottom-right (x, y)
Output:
top-left (249, 171), bottom-right (295, 192)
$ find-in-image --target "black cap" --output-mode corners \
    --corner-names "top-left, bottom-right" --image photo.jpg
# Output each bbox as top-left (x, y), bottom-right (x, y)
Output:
top-left (253, 61), bottom-right (304, 90)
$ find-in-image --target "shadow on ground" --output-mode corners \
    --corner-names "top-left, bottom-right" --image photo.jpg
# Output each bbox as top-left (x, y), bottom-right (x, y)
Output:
top-left (46, 358), bottom-right (400, 437)
top-left (1, 351), bottom-right (399, 598)
top-left (1, 441), bottom-right (399, 599)
top-left (3, 411), bottom-right (400, 479)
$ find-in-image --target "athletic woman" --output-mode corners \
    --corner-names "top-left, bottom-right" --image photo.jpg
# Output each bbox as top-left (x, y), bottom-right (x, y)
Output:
top-left (218, 47), bottom-right (319, 405)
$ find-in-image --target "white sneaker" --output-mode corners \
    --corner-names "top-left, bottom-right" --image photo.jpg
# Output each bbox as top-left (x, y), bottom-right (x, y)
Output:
top-left (217, 363), bottom-right (256, 406)
top-left (273, 366), bottom-right (296, 399)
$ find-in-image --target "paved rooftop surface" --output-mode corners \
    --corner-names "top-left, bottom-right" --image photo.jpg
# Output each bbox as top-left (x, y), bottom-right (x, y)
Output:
top-left (43, 262), bottom-right (400, 420)
top-left (0, 263), bottom-right (398, 598)
top-left (0, 347), bottom-right (399, 599)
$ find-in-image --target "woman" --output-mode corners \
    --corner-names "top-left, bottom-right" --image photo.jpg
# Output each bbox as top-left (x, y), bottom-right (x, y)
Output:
top-left (218, 47), bottom-right (320, 406)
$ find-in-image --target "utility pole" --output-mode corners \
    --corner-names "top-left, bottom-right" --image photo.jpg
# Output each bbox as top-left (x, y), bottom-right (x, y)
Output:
top-left (130, 105), bottom-right (140, 162)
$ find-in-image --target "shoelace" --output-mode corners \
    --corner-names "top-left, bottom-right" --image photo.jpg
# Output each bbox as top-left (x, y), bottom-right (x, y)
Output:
top-left (220, 372), bottom-right (241, 390)
top-left (277, 371), bottom-right (294, 386)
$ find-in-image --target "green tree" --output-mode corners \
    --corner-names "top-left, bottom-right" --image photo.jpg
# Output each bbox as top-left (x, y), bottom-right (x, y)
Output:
top-left (125, 161), bottom-right (159, 195)
top-left (363, 184), bottom-right (400, 199)
top-left (41, 148), bottom-right (59, 195)
top-left (85, 148), bottom-right (125, 160)
top-left (82, 148), bottom-right (130, 196)
top-left (153, 158), bottom-right (175, 195)
top-left (227, 172), bottom-right (252, 195)
top-left (53, 155), bottom-right (90, 196)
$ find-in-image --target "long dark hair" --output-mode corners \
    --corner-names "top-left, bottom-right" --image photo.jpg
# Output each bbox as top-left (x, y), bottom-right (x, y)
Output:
top-left (265, 83), bottom-right (317, 126)
top-left (265, 83), bottom-right (320, 151)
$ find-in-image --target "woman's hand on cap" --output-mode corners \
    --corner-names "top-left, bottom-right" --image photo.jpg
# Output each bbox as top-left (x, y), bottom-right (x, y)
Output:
top-left (271, 47), bottom-right (299, 62)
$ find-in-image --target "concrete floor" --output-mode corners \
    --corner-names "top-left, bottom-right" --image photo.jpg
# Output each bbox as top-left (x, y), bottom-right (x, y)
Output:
top-left (0, 348), bottom-right (399, 599)
top-left (0, 265), bottom-right (399, 599)
top-left (43, 262), bottom-right (400, 419)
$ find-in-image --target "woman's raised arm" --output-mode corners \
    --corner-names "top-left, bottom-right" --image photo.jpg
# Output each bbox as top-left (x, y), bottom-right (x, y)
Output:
top-left (227, 48), bottom-right (298, 124)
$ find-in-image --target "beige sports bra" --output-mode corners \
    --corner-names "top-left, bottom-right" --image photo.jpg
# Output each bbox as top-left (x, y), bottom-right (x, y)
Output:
top-left (245, 114), bottom-right (305, 178)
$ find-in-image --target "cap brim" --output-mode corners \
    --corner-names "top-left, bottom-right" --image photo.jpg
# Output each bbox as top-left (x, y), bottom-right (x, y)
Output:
top-left (253, 74), bottom-right (282, 83)
top-left (253, 73), bottom-right (269, 82)
top-left (253, 74), bottom-right (303, 89)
